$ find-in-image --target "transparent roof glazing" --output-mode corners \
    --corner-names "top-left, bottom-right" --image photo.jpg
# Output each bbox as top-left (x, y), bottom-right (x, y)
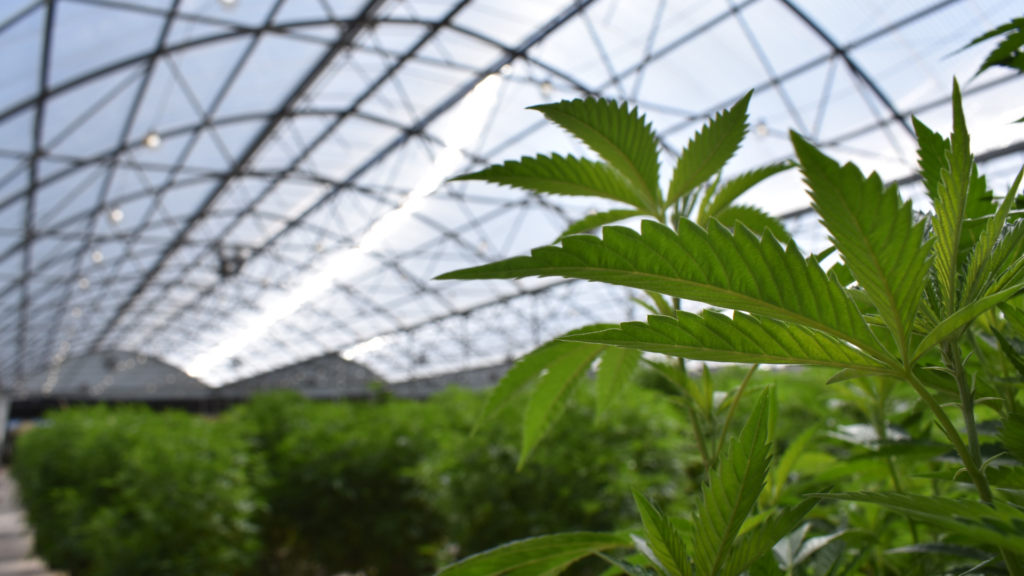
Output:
top-left (1, 0), bottom-right (1022, 388)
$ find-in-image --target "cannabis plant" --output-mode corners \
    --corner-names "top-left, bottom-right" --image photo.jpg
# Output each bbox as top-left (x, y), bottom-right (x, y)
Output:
top-left (452, 92), bottom-right (792, 472)
top-left (433, 23), bottom-right (1024, 576)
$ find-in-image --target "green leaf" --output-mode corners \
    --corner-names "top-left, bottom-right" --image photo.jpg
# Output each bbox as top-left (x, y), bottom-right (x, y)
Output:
top-left (530, 99), bottom-right (661, 213)
top-left (559, 210), bottom-right (645, 241)
top-left (562, 311), bottom-right (888, 371)
top-left (453, 154), bottom-right (651, 211)
top-left (644, 290), bottom-right (676, 317)
top-left (911, 365), bottom-right (959, 395)
top-left (886, 543), bottom-right (992, 561)
top-left (474, 340), bottom-right (581, 434)
top-left (632, 490), bottom-right (692, 576)
top-left (712, 205), bottom-right (791, 243)
top-left (963, 166), bottom-right (1023, 302)
top-left (436, 532), bottom-right (631, 576)
top-left (999, 413), bottom-right (1024, 463)
top-left (693, 387), bottom-right (773, 576)
top-left (911, 285), bottom-right (1023, 362)
top-left (719, 494), bottom-right (826, 576)
top-left (963, 18), bottom-right (1024, 76)
top-left (1000, 303), bottom-right (1024, 337)
top-left (789, 530), bottom-right (849, 567)
top-left (520, 343), bottom-right (604, 469)
top-left (437, 219), bottom-right (884, 359)
top-left (825, 368), bottom-right (874, 385)
top-left (595, 347), bottom-right (642, 421)
top-left (596, 553), bottom-right (660, 576)
top-left (912, 116), bottom-right (950, 204)
top-left (933, 80), bottom-right (975, 315)
top-left (988, 466), bottom-right (1024, 489)
top-left (704, 162), bottom-right (794, 223)
top-left (810, 492), bottom-right (1024, 553)
top-left (993, 330), bottom-right (1024, 380)
top-left (986, 244), bottom-right (1024, 296)
top-left (748, 553), bottom-right (785, 576)
top-left (773, 424), bottom-right (820, 498)
top-left (792, 132), bottom-right (931, 357)
top-left (668, 91), bottom-right (751, 206)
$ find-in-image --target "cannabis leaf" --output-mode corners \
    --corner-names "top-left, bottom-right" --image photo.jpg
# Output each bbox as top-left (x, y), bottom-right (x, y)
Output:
top-left (993, 329), bottom-right (1024, 380)
top-left (667, 91), bottom-right (751, 205)
top-left (562, 311), bottom-right (888, 371)
top-left (558, 210), bottom-right (645, 241)
top-left (452, 155), bottom-right (650, 211)
top-left (913, 117), bottom-right (951, 203)
top-left (792, 132), bottom-right (931, 358)
top-left (520, 343), bottom-right (604, 469)
top-left (530, 99), bottom-right (662, 213)
top-left (912, 286), bottom-right (1024, 362)
top-left (720, 495), bottom-right (826, 576)
top-left (595, 347), bottom-right (642, 421)
top-left (964, 17), bottom-right (1024, 76)
top-left (436, 532), bottom-right (630, 576)
top-left (999, 413), bottom-right (1024, 463)
top-left (932, 81), bottom-right (974, 315)
top-left (693, 387), bottom-right (773, 576)
top-left (632, 489), bottom-right (692, 576)
top-left (811, 492), bottom-right (1024, 553)
top-left (438, 219), bottom-right (884, 358)
top-left (472, 339), bottom-right (584, 434)
top-left (1001, 303), bottom-right (1024, 336)
top-left (962, 167), bottom-right (1022, 301)
top-left (702, 163), bottom-right (793, 224)
top-left (712, 205), bottom-right (791, 243)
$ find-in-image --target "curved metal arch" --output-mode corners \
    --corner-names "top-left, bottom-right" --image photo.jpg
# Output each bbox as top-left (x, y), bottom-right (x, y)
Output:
top-left (105, 0), bottom-right (598, 355)
top-left (775, 0), bottom-right (915, 137)
top-left (0, 15), bottom-right (440, 126)
top-left (0, 107), bottom-right (441, 214)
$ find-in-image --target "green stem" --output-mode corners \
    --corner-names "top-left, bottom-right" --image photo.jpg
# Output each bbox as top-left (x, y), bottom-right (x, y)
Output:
top-left (944, 343), bottom-right (983, 468)
top-left (674, 356), bottom-right (710, 472)
top-left (903, 369), bottom-right (992, 502)
top-left (713, 363), bottom-right (758, 464)
top-left (926, 347), bottom-right (1024, 575)
top-left (687, 404), bottom-right (710, 472)
top-left (1004, 552), bottom-right (1024, 576)
top-left (872, 382), bottom-right (919, 543)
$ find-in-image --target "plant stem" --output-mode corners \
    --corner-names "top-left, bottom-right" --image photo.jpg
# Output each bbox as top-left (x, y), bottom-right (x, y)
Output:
top-left (1004, 552), bottom-right (1024, 576)
top-left (713, 363), bottom-right (758, 464)
top-left (902, 370), bottom-right (992, 501)
top-left (944, 343), bottom-right (983, 468)
top-left (871, 379), bottom-right (919, 543)
top-left (675, 356), bottom-right (711, 471)
top-left (915, 350), bottom-right (1024, 576)
top-left (687, 405), bottom-right (710, 471)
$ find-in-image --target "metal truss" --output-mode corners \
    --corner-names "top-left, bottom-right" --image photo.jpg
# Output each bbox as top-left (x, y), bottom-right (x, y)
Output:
top-left (1, 0), bottom-right (1022, 389)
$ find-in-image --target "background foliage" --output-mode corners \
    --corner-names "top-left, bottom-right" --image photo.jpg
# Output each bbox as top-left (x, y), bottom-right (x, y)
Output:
top-left (12, 382), bottom-right (687, 576)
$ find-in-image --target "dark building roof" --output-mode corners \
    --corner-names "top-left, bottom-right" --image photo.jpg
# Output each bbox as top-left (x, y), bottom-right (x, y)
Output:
top-left (216, 352), bottom-right (383, 400)
top-left (16, 350), bottom-right (209, 402)
top-left (12, 351), bottom-right (510, 414)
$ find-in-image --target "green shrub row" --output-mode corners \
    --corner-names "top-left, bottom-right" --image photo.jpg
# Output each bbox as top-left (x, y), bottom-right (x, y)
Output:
top-left (13, 383), bottom-right (687, 576)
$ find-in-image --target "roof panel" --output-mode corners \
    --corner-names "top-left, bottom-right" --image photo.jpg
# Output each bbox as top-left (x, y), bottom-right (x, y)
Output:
top-left (49, 1), bottom-right (164, 87)
top-left (2, 0), bottom-right (1024, 389)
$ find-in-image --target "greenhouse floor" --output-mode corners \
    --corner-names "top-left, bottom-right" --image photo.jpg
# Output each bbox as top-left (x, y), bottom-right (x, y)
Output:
top-left (0, 470), bottom-right (63, 576)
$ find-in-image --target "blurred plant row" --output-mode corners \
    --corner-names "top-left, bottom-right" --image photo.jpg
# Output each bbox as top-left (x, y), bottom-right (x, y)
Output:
top-left (18, 359), bottom-right (1020, 576)
top-left (13, 380), bottom-right (690, 576)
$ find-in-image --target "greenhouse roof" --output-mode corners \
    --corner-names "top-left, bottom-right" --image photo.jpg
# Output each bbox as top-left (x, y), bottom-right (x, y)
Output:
top-left (1, 0), bottom-right (1022, 389)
